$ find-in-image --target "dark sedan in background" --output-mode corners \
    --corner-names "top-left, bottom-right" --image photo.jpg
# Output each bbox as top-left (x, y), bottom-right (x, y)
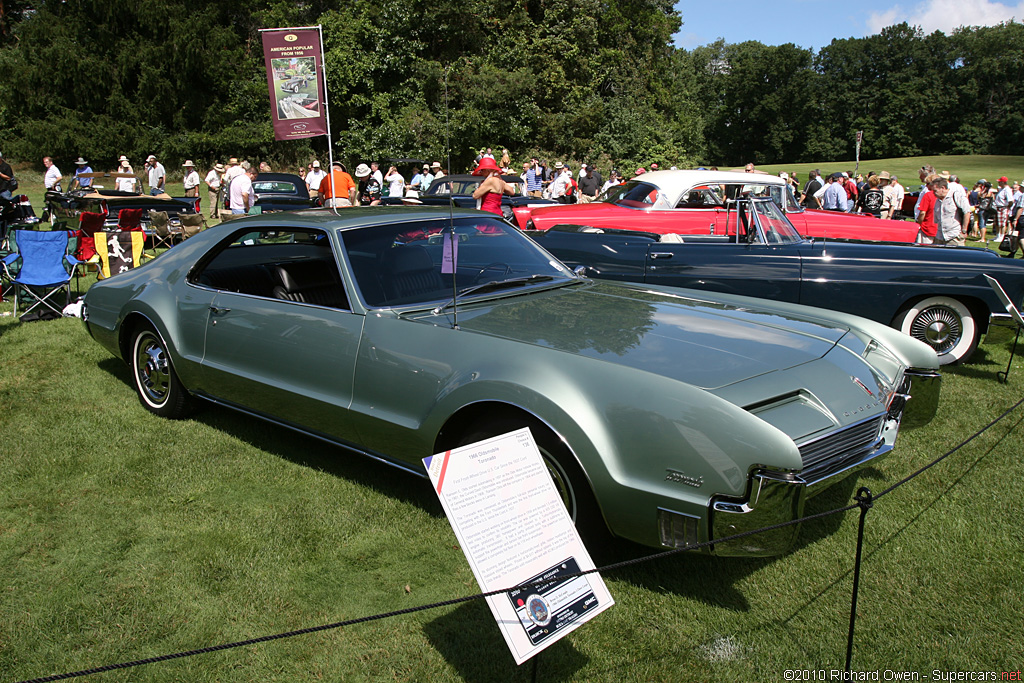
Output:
top-left (251, 173), bottom-right (316, 212)
top-left (530, 197), bottom-right (1024, 365)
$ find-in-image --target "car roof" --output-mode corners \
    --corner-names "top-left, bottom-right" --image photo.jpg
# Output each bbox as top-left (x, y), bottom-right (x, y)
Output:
top-left (234, 206), bottom-right (490, 231)
top-left (630, 169), bottom-right (784, 195)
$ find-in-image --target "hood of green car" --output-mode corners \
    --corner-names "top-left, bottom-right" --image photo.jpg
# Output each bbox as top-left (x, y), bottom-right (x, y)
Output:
top-left (429, 281), bottom-right (849, 390)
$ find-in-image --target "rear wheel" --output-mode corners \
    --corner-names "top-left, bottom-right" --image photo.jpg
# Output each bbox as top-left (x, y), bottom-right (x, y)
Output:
top-left (894, 296), bottom-right (978, 365)
top-left (131, 324), bottom-right (194, 418)
top-left (455, 417), bottom-right (608, 549)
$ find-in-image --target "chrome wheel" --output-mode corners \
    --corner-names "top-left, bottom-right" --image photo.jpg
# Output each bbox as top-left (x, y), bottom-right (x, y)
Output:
top-left (896, 296), bottom-right (977, 365)
top-left (130, 325), bottom-right (194, 418)
top-left (134, 330), bottom-right (170, 408)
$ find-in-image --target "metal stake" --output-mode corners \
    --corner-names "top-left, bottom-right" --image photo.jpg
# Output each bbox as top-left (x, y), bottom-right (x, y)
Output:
top-left (846, 487), bottom-right (873, 672)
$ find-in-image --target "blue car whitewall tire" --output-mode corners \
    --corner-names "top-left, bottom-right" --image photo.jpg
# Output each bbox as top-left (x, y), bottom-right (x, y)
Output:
top-left (895, 296), bottom-right (977, 365)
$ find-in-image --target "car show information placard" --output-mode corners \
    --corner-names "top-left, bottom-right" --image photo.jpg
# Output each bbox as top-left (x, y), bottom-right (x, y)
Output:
top-left (423, 428), bottom-right (613, 664)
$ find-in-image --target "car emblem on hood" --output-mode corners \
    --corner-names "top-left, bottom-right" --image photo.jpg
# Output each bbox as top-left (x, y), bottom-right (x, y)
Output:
top-left (851, 375), bottom-right (875, 397)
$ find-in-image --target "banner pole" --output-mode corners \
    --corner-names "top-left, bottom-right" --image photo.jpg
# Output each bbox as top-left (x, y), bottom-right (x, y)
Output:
top-left (318, 24), bottom-right (339, 216)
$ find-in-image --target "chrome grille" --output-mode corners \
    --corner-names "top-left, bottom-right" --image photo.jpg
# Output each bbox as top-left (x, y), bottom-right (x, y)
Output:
top-left (800, 416), bottom-right (884, 472)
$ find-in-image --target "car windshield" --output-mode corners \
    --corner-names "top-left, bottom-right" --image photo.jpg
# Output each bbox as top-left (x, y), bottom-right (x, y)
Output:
top-left (426, 178), bottom-right (479, 196)
top-left (341, 215), bottom-right (575, 307)
top-left (602, 181), bottom-right (660, 208)
top-left (426, 178), bottom-right (523, 196)
top-left (742, 198), bottom-right (803, 244)
top-left (253, 180), bottom-right (299, 194)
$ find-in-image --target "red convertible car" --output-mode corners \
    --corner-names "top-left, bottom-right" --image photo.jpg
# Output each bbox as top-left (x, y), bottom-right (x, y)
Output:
top-left (524, 170), bottom-right (920, 243)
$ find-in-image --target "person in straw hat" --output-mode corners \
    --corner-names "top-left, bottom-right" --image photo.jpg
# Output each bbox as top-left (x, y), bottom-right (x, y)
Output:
top-left (181, 160), bottom-right (200, 198)
top-left (354, 163), bottom-right (381, 206)
top-left (205, 162), bottom-right (225, 219)
top-left (71, 156), bottom-right (93, 190)
top-left (471, 156), bottom-right (515, 215)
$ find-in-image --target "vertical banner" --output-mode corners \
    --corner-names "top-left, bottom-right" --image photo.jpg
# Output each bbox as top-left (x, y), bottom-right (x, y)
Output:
top-left (261, 27), bottom-right (328, 141)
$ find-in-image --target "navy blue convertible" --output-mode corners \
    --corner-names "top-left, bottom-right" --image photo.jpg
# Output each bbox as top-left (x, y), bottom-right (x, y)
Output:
top-left (530, 197), bottom-right (1024, 365)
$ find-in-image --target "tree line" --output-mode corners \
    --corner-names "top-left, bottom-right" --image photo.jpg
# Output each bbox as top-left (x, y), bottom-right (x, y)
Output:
top-left (1, 0), bottom-right (1022, 173)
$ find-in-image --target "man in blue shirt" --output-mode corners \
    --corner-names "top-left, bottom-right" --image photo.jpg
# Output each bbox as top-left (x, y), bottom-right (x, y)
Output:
top-left (822, 173), bottom-right (847, 211)
top-left (72, 157), bottom-right (93, 189)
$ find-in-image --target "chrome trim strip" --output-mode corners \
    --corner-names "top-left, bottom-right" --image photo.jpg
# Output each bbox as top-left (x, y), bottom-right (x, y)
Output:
top-left (193, 392), bottom-right (430, 480)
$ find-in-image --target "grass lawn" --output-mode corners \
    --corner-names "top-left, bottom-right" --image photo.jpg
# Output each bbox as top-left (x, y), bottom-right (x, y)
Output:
top-left (758, 154), bottom-right (1024, 190)
top-left (1, 265), bottom-right (1022, 681)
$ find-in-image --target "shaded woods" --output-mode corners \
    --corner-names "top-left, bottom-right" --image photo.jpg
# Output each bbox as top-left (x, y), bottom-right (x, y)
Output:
top-left (2, 0), bottom-right (1023, 170)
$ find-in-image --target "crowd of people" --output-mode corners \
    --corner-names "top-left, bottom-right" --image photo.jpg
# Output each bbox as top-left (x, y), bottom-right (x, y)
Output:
top-left (788, 164), bottom-right (1023, 255)
top-left (24, 152), bottom-right (1024, 256)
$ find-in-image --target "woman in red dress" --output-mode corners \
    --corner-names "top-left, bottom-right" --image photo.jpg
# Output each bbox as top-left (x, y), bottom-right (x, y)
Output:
top-left (471, 157), bottom-right (515, 216)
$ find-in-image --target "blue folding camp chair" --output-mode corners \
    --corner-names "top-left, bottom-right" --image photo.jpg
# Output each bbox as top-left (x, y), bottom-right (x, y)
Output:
top-left (2, 230), bottom-right (81, 320)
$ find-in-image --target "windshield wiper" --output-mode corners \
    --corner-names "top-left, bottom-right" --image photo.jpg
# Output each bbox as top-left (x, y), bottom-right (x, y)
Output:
top-left (433, 275), bottom-right (558, 314)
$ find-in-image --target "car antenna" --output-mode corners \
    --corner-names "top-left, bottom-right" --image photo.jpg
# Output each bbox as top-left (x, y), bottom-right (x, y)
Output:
top-left (444, 66), bottom-right (459, 330)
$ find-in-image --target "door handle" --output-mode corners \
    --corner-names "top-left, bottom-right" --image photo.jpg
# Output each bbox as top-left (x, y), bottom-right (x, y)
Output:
top-left (209, 306), bottom-right (231, 315)
top-left (650, 252), bottom-right (674, 259)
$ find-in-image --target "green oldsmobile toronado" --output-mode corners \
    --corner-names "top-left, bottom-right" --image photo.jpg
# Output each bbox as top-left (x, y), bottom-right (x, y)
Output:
top-left (81, 207), bottom-right (941, 555)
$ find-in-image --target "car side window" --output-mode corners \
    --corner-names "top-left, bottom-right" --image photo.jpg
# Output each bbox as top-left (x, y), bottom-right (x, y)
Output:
top-left (191, 227), bottom-right (350, 310)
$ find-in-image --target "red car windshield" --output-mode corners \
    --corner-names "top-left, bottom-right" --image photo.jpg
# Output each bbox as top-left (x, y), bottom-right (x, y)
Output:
top-left (603, 181), bottom-right (660, 208)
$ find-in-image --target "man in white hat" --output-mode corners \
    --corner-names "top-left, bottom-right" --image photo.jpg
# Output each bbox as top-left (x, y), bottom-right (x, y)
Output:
top-left (306, 159), bottom-right (326, 198)
top-left (548, 162), bottom-right (572, 203)
top-left (182, 160), bottom-right (200, 198)
top-left (205, 162), bottom-right (225, 219)
top-left (72, 156), bottom-right (94, 190)
top-left (145, 155), bottom-right (165, 195)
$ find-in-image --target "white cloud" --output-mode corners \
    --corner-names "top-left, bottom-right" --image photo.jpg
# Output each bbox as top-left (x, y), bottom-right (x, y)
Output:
top-left (866, 0), bottom-right (1024, 35)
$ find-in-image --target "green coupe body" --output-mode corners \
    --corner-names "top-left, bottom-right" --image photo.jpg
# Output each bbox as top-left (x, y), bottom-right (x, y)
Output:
top-left (82, 207), bottom-right (940, 554)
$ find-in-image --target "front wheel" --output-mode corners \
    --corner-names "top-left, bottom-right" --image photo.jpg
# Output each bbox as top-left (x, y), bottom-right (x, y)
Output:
top-left (131, 324), bottom-right (194, 418)
top-left (894, 296), bottom-right (978, 365)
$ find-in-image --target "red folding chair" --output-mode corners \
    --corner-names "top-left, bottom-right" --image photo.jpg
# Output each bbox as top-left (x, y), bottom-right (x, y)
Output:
top-left (117, 208), bottom-right (145, 232)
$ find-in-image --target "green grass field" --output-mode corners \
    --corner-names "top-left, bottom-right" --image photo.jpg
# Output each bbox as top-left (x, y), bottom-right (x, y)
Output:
top-left (758, 154), bottom-right (1024, 189)
top-left (1, 267), bottom-right (1022, 680)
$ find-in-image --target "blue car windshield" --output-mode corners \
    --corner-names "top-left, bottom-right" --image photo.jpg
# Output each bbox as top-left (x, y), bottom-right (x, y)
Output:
top-left (341, 216), bottom-right (575, 307)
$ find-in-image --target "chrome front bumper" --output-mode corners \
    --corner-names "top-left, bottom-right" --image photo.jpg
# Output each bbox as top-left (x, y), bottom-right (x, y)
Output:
top-left (707, 367), bottom-right (940, 557)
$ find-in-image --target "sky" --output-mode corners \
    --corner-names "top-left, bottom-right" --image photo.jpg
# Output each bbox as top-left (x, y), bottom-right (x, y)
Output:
top-left (672, 0), bottom-right (1024, 51)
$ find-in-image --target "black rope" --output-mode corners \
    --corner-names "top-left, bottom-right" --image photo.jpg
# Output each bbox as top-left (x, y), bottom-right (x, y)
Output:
top-left (874, 394), bottom-right (1024, 501)
top-left (16, 396), bottom-right (1023, 683)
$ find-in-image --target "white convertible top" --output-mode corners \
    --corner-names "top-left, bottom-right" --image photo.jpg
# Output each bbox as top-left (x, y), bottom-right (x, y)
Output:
top-left (623, 170), bottom-right (786, 209)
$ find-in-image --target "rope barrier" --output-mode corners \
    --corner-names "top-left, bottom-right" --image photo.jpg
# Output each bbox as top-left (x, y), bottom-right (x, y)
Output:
top-left (15, 395), bottom-right (1024, 683)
